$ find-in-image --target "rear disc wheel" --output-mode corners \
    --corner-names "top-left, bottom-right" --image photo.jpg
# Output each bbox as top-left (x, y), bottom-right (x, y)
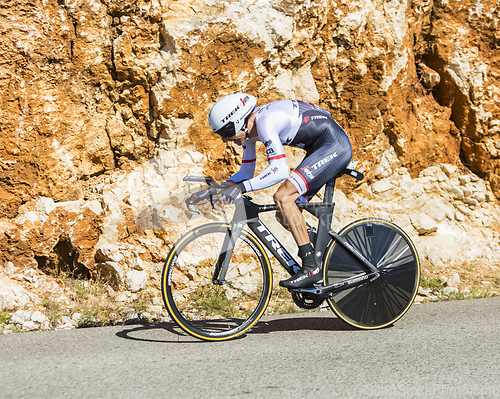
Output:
top-left (323, 218), bottom-right (420, 329)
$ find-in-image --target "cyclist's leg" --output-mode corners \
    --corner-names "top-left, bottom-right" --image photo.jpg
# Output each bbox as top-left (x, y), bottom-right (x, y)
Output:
top-left (275, 180), bottom-right (321, 289)
top-left (274, 200), bottom-right (312, 233)
top-left (273, 181), bottom-right (308, 246)
top-left (290, 129), bottom-right (352, 199)
top-left (279, 124), bottom-right (352, 289)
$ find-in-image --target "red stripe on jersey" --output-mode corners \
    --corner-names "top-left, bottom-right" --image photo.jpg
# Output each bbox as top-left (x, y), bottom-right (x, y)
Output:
top-left (293, 170), bottom-right (309, 191)
top-left (241, 158), bottom-right (256, 163)
top-left (268, 154), bottom-right (286, 161)
top-left (299, 100), bottom-right (314, 109)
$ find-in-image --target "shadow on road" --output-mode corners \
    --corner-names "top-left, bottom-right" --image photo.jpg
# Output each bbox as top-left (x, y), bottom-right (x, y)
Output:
top-left (116, 314), bottom-right (359, 343)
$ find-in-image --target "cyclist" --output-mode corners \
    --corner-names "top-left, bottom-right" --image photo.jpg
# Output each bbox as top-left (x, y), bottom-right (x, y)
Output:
top-left (189, 93), bottom-right (352, 289)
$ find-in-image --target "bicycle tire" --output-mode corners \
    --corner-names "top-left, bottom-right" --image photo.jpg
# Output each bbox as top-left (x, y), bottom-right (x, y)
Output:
top-left (161, 222), bottom-right (272, 341)
top-left (323, 218), bottom-right (420, 329)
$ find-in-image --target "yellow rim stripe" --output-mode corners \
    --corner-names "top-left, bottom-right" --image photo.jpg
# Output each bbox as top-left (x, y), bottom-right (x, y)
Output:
top-left (162, 223), bottom-right (273, 341)
top-left (323, 218), bottom-right (421, 329)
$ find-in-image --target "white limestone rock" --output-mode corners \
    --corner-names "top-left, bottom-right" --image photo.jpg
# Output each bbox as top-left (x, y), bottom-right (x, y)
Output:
top-left (125, 271), bottom-right (148, 293)
top-left (410, 213), bottom-right (439, 235)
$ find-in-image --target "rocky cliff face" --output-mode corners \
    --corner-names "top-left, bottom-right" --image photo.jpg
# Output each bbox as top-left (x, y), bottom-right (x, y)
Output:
top-left (1, 0), bottom-right (499, 325)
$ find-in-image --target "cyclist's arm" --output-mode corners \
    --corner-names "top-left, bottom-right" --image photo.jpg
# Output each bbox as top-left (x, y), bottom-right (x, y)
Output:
top-left (225, 137), bottom-right (257, 183)
top-left (241, 116), bottom-right (290, 192)
top-left (241, 157), bottom-right (289, 192)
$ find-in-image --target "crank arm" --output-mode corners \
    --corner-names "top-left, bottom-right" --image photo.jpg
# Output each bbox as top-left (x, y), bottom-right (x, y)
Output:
top-left (291, 271), bottom-right (380, 299)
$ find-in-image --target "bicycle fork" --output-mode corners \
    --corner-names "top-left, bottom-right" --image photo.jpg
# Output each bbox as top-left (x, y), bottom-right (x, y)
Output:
top-left (212, 221), bottom-right (246, 284)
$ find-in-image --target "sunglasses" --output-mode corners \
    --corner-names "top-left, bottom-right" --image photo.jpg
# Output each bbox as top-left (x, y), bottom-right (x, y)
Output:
top-left (215, 121), bottom-right (238, 138)
top-left (216, 121), bottom-right (250, 139)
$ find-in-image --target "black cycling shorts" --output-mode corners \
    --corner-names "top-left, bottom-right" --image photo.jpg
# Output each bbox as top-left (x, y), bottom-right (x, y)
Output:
top-left (288, 112), bottom-right (352, 200)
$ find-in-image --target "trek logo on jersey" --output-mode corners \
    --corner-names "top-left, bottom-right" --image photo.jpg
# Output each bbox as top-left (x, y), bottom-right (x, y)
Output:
top-left (311, 152), bottom-right (338, 170)
top-left (259, 167), bottom-right (279, 180)
top-left (311, 115), bottom-right (327, 121)
top-left (300, 166), bottom-right (314, 179)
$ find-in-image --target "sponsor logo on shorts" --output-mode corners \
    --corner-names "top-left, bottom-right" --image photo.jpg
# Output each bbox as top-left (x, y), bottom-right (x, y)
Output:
top-left (304, 116), bottom-right (309, 123)
top-left (311, 152), bottom-right (338, 170)
top-left (300, 166), bottom-right (314, 180)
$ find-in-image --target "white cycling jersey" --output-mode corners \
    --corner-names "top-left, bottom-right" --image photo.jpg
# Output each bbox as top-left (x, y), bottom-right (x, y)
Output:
top-left (228, 100), bottom-right (312, 190)
top-left (226, 99), bottom-right (352, 199)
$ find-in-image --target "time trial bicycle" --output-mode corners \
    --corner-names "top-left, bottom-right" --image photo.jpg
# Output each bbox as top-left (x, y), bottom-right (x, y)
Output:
top-left (161, 162), bottom-right (421, 341)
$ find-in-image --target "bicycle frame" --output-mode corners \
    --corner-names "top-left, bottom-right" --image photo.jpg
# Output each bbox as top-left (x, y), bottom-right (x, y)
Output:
top-left (215, 174), bottom-right (380, 299)
top-left (166, 170), bottom-right (420, 339)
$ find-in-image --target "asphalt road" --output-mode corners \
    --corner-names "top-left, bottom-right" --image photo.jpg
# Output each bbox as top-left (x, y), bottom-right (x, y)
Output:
top-left (1, 297), bottom-right (500, 399)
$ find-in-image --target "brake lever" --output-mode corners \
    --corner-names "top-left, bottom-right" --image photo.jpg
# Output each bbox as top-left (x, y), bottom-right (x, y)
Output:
top-left (185, 199), bottom-right (201, 215)
top-left (185, 195), bottom-right (226, 215)
top-left (210, 195), bottom-right (226, 214)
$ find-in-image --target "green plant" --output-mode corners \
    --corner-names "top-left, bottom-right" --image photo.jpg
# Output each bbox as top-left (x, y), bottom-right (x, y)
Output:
top-left (273, 301), bottom-right (299, 314)
top-left (420, 276), bottom-right (443, 290)
top-left (0, 311), bottom-right (11, 325)
top-left (192, 285), bottom-right (239, 318)
top-left (71, 280), bottom-right (117, 328)
top-left (130, 291), bottom-right (155, 323)
top-left (484, 273), bottom-right (500, 285)
top-left (442, 287), bottom-right (498, 301)
top-left (41, 297), bottom-right (63, 326)
top-left (270, 286), bottom-right (300, 314)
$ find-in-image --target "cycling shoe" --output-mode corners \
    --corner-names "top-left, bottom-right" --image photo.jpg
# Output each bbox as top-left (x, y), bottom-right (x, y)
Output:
top-left (279, 266), bottom-right (322, 289)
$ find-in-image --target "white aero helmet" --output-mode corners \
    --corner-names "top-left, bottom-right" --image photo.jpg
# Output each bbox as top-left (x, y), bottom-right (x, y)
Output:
top-left (208, 93), bottom-right (257, 138)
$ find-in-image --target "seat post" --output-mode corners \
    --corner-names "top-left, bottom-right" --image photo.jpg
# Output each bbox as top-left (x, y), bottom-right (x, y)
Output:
top-left (323, 177), bottom-right (337, 204)
top-left (312, 177), bottom-right (337, 266)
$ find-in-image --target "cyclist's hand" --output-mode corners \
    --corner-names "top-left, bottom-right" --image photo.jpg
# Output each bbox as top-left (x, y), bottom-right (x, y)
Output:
top-left (187, 187), bottom-right (217, 205)
top-left (220, 183), bottom-right (246, 203)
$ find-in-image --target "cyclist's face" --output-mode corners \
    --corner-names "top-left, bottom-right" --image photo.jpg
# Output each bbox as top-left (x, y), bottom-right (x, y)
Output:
top-left (221, 111), bottom-right (257, 146)
top-left (222, 130), bottom-right (246, 146)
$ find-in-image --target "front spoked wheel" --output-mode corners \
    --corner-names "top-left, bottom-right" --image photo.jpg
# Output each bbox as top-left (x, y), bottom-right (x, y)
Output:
top-left (161, 223), bottom-right (272, 341)
top-left (323, 218), bottom-right (420, 329)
